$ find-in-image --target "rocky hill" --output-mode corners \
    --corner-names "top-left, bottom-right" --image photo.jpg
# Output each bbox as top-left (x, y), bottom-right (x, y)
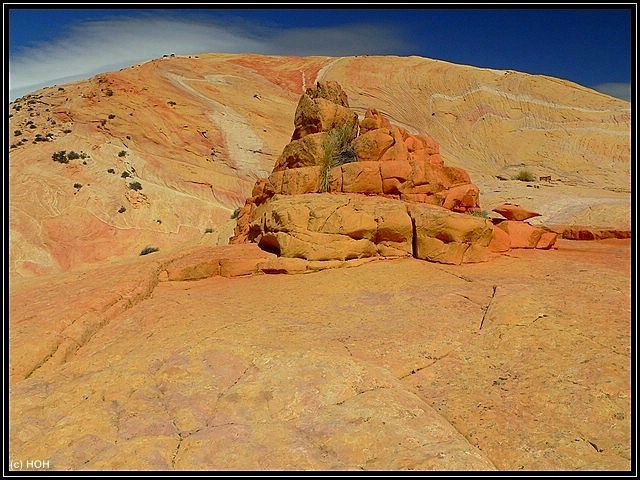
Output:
top-left (8, 53), bottom-right (632, 472)
top-left (8, 53), bottom-right (630, 277)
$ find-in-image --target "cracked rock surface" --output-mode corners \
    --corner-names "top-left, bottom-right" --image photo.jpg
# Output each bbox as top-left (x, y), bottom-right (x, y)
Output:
top-left (9, 238), bottom-right (630, 471)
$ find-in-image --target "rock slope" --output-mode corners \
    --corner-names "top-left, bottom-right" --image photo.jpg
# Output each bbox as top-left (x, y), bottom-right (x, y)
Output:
top-left (8, 53), bottom-right (630, 276)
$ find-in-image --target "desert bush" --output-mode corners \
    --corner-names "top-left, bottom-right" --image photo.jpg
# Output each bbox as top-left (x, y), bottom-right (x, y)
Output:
top-left (139, 246), bottom-right (159, 256)
top-left (118, 206), bottom-right (126, 213)
top-left (167, 101), bottom-right (177, 106)
top-left (231, 207), bottom-right (242, 219)
top-left (514, 169), bottom-right (536, 182)
top-left (52, 151), bottom-right (69, 163)
top-left (107, 168), bottom-right (115, 174)
top-left (73, 183), bottom-right (82, 189)
top-left (118, 150), bottom-right (127, 157)
top-left (14, 130), bottom-right (22, 136)
top-left (128, 181), bottom-right (143, 191)
top-left (108, 114), bottom-right (116, 119)
top-left (204, 227), bottom-right (214, 234)
top-left (105, 89), bottom-right (114, 96)
top-left (63, 129), bottom-right (72, 134)
top-left (121, 171), bottom-right (130, 178)
top-left (319, 124), bottom-right (358, 192)
top-left (66, 151), bottom-right (80, 160)
top-left (469, 209), bottom-right (490, 218)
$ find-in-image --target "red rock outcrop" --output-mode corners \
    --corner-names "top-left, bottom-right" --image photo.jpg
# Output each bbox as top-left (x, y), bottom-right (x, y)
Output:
top-left (231, 80), bottom-right (564, 263)
top-left (492, 202), bottom-right (542, 221)
top-left (231, 81), bottom-right (496, 263)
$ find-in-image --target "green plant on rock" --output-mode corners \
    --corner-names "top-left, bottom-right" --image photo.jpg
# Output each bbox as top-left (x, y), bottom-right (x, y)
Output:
top-left (469, 209), bottom-right (490, 218)
top-left (319, 124), bottom-right (357, 192)
top-left (514, 169), bottom-right (536, 182)
top-left (230, 207), bottom-right (242, 219)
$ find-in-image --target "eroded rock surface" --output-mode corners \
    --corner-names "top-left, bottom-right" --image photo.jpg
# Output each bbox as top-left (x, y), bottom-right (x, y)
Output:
top-left (9, 239), bottom-right (631, 471)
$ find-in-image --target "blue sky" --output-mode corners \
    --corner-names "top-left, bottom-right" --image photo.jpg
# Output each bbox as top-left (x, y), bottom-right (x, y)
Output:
top-left (7, 6), bottom-right (634, 101)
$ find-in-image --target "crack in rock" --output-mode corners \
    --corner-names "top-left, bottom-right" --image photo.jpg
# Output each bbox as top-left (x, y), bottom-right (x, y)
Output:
top-left (398, 351), bottom-right (453, 380)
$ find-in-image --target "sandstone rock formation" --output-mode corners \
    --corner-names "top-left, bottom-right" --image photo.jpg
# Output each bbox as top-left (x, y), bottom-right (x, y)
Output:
top-left (231, 80), bottom-right (557, 264)
top-left (9, 238), bottom-right (632, 471)
top-left (492, 202), bottom-right (542, 221)
top-left (8, 55), bottom-right (632, 472)
top-left (8, 54), bottom-right (630, 277)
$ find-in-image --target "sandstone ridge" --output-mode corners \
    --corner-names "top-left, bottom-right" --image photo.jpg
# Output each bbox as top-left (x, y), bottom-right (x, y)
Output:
top-left (8, 53), bottom-right (630, 277)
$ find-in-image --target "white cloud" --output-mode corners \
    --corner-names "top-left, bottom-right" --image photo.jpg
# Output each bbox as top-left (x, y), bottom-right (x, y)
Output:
top-left (8, 14), bottom-right (410, 100)
top-left (592, 82), bottom-right (631, 102)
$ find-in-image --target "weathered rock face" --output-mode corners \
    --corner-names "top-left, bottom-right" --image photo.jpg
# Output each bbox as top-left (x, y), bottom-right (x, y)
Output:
top-left (231, 81), bottom-right (495, 263)
top-left (408, 204), bottom-right (494, 264)
top-left (230, 80), bottom-right (568, 263)
top-left (8, 238), bottom-right (632, 471)
top-left (251, 194), bottom-right (412, 262)
top-left (492, 203), bottom-right (542, 222)
top-left (8, 53), bottom-right (629, 277)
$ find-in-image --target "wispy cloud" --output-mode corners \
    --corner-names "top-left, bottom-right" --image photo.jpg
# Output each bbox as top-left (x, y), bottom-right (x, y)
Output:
top-left (8, 14), bottom-right (410, 100)
top-left (591, 82), bottom-right (631, 102)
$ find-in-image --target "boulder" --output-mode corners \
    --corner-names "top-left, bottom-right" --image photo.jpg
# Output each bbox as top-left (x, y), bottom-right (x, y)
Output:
top-left (492, 203), bottom-right (542, 222)
top-left (305, 80), bottom-right (350, 107)
top-left (495, 220), bottom-right (555, 249)
top-left (249, 194), bottom-right (413, 261)
top-left (359, 108), bottom-right (392, 134)
top-left (291, 84), bottom-right (358, 140)
top-left (353, 128), bottom-right (395, 162)
top-left (273, 133), bottom-right (325, 171)
top-left (408, 204), bottom-right (494, 265)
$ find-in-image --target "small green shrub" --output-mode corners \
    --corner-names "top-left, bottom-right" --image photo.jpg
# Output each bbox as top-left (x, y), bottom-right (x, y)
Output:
top-left (63, 129), bottom-right (72, 134)
top-left (105, 88), bottom-right (114, 96)
top-left (140, 246), bottom-right (159, 256)
top-left (100, 119), bottom-right (107, 126)
top-left (67, 151), bottom-right (80, 160)
top-left (204, 227), bottom-right (214, 234)
top-left (108, 114), bottom-right (116, 119)
top-left (469, 209), bottom-right (490, 218)
top-left (107, 168), bottom-right (115, 174)
top-left (118, 206), bottom-right (126, 213)
top-left (58, 87), bottom-right (65, 91)
top-left (52, 151), bottom-right (69, 163)
top-left (14, 130), bottom-right (22, 136)
top-left (118, 150), bottom-right (127, 157)
top-left (230, 207), bottom-right (242, 219)
top-left (514, 169), bottom-right (536, 182)
top-left (167, 101), bottom-right (177, 106)
top-left (121, 171), bottom-right (130, 178)
top-left (128, 181), bottom-right (143, 191)
top-left (319, 124), bottom-right (357, 192)
top-left (73, 183), bottom-right (83, 189)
